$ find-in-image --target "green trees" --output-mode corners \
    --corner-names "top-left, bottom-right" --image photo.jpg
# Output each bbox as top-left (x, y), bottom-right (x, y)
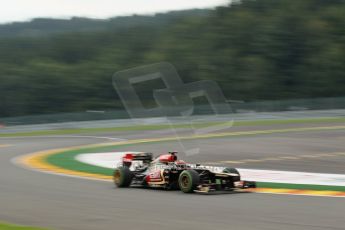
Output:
top-left (0, 1), bottom-right (344, 117)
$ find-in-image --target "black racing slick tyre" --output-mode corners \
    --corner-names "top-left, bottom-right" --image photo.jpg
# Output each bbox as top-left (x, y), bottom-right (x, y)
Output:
top-left (178, 170), bottom-right (200, 193)
top-left (113, 166), bottom-right (133, 188)
top-left (223, 167), bottom-right (241, 181)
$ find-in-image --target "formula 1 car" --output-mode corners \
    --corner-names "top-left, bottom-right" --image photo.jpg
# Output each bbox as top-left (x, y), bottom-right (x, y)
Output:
top-left (113, 152), bottom-right (256, 193)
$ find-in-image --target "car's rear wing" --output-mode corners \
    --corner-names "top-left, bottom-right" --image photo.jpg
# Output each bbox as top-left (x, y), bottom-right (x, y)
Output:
top-left (122, 152), bottom-right (153, 167)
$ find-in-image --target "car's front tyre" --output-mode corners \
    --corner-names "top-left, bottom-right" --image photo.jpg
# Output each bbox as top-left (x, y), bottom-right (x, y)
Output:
top-left (223, 167), bottom-right (241, 181)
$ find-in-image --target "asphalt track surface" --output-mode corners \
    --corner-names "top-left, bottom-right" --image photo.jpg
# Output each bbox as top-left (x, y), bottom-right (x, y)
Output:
top-left (1, 122), bottom-right (345, 230)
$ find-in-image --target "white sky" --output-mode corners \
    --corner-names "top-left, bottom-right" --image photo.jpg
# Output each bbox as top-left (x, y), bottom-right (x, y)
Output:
top-left (0, 0), bottom-right (230, 24)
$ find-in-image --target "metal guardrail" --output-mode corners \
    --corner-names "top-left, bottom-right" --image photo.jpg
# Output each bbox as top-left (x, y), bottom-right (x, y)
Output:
top-left (0, 97), bottom-right (344, 132)
top-left (0, 109), bottom-right (344, 134)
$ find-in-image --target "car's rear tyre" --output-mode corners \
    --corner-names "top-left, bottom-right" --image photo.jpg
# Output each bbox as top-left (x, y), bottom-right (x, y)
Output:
top-left (178, 170), bottom-right (200, 193)
top-left (113, 166), bottom-right (133, 187)
top-left (223, 167), bottom-right (241, 181)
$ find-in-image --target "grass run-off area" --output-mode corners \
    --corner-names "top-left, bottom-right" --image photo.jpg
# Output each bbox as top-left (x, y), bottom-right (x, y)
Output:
top-left (1, 117), bottom-right (345, 137)
top-left (0, 222), bottom-right (48, 230)
top-left (45, 139), bottom-right (345, 192)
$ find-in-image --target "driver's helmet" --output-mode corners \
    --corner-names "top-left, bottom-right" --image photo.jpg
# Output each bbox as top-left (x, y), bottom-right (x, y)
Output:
top-left (155, 151), bottom-right (178, 163)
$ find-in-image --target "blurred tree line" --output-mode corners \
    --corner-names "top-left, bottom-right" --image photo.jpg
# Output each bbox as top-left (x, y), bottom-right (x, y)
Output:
top-left (0, 0), bottom-right (344, 117)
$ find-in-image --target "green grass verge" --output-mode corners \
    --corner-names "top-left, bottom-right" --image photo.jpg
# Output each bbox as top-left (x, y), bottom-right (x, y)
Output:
top-left (0, 222), bottom-right (48, 230)
top-left (257, 182), bottom-right (345, 191)
top-left (46, 142), bottom-right (345, 192)
top-left (1, 117), bottom-right (345, 137)
top-left (46, 146), bottom-right (115, 176)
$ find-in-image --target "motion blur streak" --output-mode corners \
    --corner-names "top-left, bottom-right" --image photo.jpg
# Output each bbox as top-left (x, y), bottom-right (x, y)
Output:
top-left (1, 0), bottom-right (345, 229)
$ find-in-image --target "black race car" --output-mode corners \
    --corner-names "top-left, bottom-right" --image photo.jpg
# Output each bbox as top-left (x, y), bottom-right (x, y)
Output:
top-left (113, 152), bottom-right (256, 193)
